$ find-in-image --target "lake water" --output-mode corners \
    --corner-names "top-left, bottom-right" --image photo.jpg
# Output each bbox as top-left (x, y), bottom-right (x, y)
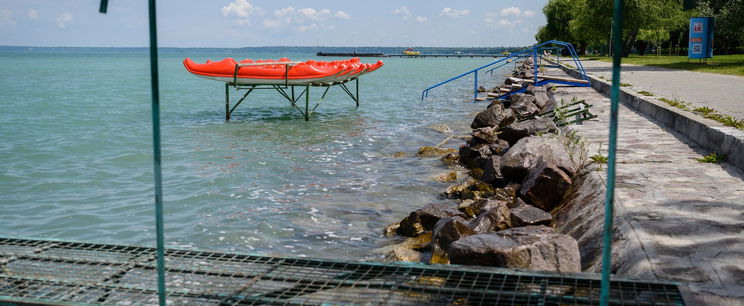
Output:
top-left (0, 50), bottom-right (509, 261)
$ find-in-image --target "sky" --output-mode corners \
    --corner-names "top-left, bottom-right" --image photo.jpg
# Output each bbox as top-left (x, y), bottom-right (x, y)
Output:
top-left (0, 0), bottom-right (549, 47)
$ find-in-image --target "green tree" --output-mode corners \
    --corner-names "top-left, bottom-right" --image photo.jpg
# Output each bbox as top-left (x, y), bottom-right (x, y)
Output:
top-left (535, 0), bottom-right (577, 43)
top-left (695, 0), bottom-right (744, 53)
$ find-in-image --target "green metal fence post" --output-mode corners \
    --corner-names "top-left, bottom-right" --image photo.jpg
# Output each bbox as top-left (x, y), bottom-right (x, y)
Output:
top-left (601, 0), bottom-right (624, 305)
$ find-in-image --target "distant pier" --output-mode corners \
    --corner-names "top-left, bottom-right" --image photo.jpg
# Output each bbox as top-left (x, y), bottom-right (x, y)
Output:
top-left (316, 52), bottom-right (509, 58)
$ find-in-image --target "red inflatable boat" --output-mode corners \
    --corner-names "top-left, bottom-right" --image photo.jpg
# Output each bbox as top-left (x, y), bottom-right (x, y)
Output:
top-left (183, 57), bottom-right (384, 85)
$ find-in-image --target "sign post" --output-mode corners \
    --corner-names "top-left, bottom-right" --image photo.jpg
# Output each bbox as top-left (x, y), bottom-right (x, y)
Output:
top-left (688, 17), bottom-right (714, 60)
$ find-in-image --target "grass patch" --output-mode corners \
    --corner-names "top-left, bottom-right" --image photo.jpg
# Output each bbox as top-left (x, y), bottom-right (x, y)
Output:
top-left (696, 153), bottom-right (726, 163)
top-left (637, 90), bottom-right (654, 96)
top-left (620, 82), bottom-right (632, 87)
top-left (703, 113), bottom-right (744, 129)
top-left (693, 106), bottom-right (715, 114)
top-left (658, 97), bottom-right (691, 111)
top-left (586, 54), bottom-right (744, 77)
top-left (590, 155), bottom-right (608, 164)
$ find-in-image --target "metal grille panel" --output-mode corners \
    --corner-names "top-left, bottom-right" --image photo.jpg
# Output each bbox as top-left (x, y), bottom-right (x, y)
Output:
top-left (0, 237), bottom-right (684, 305)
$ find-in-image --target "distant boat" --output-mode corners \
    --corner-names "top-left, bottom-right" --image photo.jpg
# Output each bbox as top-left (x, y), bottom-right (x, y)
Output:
top-left (183, 57), bottom-right (384, 86)
top-left (402, 48), bottom-right (421, 56)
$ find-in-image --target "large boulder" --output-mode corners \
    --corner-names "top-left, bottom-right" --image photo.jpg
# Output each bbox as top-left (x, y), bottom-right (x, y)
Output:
top-left (509, 95), bottom-right (540, 120)
top-left (500, 136), bottom-right (575, 183)
top-left (499, 117), bottom-right (558, 146)
top-left (471, 104), bottom-right (516, 129)
top-left (525, 84), bottom-right (547, 94)
top-left (459, 144), bottom-right (491, 169)
top-left (510, 199), bottom-right (553, 226)
top-left (520, 158), bottom-right (573, 211)
top-left (480, 155), bottom-right (504, 185)
top-left (469, 203), bottom-right (512, 233)
top-left (448, 226), bottom-right (580, 272)
top-left (432, 216), bottom-right (476, 250)
top-left (469, 127), bottom-right (498, 145)
top-left (397, 203), bottom-right (465, 237)
top-left (534, 92), bottom-right (550, 109)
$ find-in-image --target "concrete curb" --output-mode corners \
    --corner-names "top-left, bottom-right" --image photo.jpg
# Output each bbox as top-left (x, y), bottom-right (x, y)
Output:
top-left (559, 63), bottom-right (744, 171)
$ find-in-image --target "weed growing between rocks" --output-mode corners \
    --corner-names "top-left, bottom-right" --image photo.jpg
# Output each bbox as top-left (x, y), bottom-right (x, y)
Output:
top-left (658, 97), bottom-right (744, 130)
top-left (637, 90), bottom-right (654, 96)
top-left (696, 153), bottom-right (726, 163)
top-left (658, 97), bottom-right (692, 111)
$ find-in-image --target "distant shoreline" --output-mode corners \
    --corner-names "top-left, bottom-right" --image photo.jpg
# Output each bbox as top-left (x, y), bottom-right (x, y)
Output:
top-left (0, 45), bottom-right (529, 55)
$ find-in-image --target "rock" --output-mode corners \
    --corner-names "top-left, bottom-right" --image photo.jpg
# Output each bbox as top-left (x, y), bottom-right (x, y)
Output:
top-left (391, 152), bottom-right (408, 158)
top-left (458, 144), bottom-right (492, 169)
top-left (440, 153), bottom-right (459, 166)
top-left (442, 180), bottom-right (473, 199)
top-left (469, 203), bottom-right (511, 233)
top-left (534, 92), bottom-right (550, 109)
top-left (471, 104), bottom-right (516, 129)
top-left (500, 136), bottom-right (575, 183)
top-left (432, 216), bottom-right (476, 250)
top-left (377, 232), bottom-right (432, 262)
top-left (487, 139), bottom-right (510, 155)
top-left (478, 85), bottom-right (487, 92)
top-left (448, 226), bottom-right (580, 272)
top-left (510, 199), bottom-right (553, 226)
top-left (480, 155), bottom-right (504, 185)
top-left (457, 199), bottom-right (477, 218)
top-left (383, 222), bottom-right (400, 237)
top-left (469, 127), bottom-right (498, 145)
top-left (520, 158), bottom-right (573, 211)
top-left (432, 171), bottom-right (458, 182)
top-left (525, 84), bottom-right (547, 94)
top-left (469, 198), bottom-right (509, 216)
top-left (397, 203), bottom-right (465, 237)
top-left (458, 180), bottom-right (497, 200)
top-left (509, 95), bottom-right (540, 119)
top-left (428, 124), bottom-right (453, 134)
top-left (499, 117), bottom-right (558, 146)
top-left (418, 146), bottom-right (457, 157)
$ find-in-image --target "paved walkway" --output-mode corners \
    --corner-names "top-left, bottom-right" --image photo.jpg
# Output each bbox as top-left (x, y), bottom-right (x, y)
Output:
top-left (552, 82), bottom-right (744, 305)
top-left (574, 59), bottom-right (744, 119)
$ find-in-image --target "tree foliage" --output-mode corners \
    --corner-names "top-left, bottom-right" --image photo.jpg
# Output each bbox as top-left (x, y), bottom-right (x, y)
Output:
top-left (535, 0), bottom-right (743, 56)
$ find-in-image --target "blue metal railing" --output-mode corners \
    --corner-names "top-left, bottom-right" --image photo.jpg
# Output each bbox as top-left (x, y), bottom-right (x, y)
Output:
top-left (422, 40), bottom-right (590, 101)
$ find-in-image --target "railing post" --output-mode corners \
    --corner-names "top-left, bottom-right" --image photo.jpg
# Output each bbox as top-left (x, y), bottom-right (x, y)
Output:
top-left (473, 70), bottom-right (479, 101)
top-left (533, 48), bottom-right (538, 84)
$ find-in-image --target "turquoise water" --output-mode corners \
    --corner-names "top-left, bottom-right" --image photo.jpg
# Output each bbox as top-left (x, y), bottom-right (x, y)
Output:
top-left (0, 51), bottom-right (508, 260)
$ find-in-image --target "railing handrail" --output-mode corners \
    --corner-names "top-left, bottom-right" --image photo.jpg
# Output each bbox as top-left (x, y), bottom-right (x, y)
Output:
top-left (421, 40), bottom-right (589, 101)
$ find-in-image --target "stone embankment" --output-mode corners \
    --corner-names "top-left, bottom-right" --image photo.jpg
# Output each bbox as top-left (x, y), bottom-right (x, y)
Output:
top-left (380, 58), bottom-right (597, 273)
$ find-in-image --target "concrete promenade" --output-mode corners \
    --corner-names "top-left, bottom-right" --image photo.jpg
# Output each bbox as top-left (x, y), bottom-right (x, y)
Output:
top-left (542, 63), bottom-right (744, 305)
top-left (577, 59), bottom-right (744, 119)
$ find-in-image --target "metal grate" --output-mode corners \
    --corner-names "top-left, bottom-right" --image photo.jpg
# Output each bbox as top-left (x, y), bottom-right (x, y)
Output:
top-left (0, 237), bottom-right (684, 305)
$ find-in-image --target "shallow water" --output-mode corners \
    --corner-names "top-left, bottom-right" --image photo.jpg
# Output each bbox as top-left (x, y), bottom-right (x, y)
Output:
top-left (0, 51), bottom-right (510, 260)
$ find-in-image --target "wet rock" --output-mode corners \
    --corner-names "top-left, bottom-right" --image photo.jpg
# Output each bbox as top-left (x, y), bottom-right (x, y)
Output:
top-left (429, 124), bottom-right (453, 134)
top-left (397, 203), bottom-right (465, 237)
top-left (457, 199), bottom-right (477, 218)
top-left (432, 216), bottom-right (476, 250)
top-left (418, 146), bottom-right (457, 157)
top-left (469, 203), bottom-right (512, 233)
top-left (469, 198), bottom-right (510, 216)
top-left (383, 222), bottom-right (400, 237)
top-left (510, 199), bottom-right (553, 226)
top-left (440, 153), bottom-right (459, 166)
top-left (442, 180), bottom-right (473, 199)
top-left (499, 118), bottom-right (558, 146)
top-left (480, 155), bottom-right (504, 186)
top-left (459, 144), bottom-right (492, 169)
top-left (509, 95), bottom-right (540, 120)
top-left (520, 159), bottom-right (573, 211)
top-left (378, 232), bottom-right (432, 262)
top-left (500, 136), bottom-right (575, 183)
top-left (448, 226), bottom-right (580, 272)
top-left (487, 139), bottom-right (510, 155)
top-left (455, 180), bottom-right (497, 200)
top-left (471, 104), bottom-right (516, 129)
top-left (432, 171), bottom-right (458, 182)
top-left (478, 85), bottom-right (487, 92)
top-left (391, 152), bottom-right (408, 158)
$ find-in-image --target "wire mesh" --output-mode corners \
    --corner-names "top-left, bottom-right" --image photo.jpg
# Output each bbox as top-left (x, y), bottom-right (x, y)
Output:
top-left (0, 238), bottom-right (684, 305)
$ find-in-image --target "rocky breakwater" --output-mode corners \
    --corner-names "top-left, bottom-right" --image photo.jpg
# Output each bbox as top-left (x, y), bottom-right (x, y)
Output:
top-left (382, 62), bottom-right (588, 273)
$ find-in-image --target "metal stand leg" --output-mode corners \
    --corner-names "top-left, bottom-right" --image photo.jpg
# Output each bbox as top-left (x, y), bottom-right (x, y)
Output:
top-left (304, 85), bottom-right (310, 121)
top-left (225, 83), bottom-right (230, 121)
top-left (355, 79), bottom-right (359, 107)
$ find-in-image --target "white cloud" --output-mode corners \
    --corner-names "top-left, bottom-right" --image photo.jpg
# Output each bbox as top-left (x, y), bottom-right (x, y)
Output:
top-left (334, 11), bottom-right (351, 20)
top-left (28, 9), bottom-right (38, 21)
top-left (262, 7), bottom-right (344, 32)
top-left (523, 10), bottom-right (536, 17)
top-left (498, 19), bottom-right (523, 29)
top-left (0, 9), bottom-right (15, 27)
top-left (441, 8), bottom-right (470, 18)
top-left (222, 0), bottom-right (260, 17)
top-left (55, 12), bottom-right (72, 29)
top-left (415, 16), bottom-right (427, 23)
top-left (392, 6), bottom-right (411, 19)
top-left (500, 7), bottom-right (521, 17)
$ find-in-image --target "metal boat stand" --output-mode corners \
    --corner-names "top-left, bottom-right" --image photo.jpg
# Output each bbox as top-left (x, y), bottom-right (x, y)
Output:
top-left (224, 79), bottom-right (360, 121)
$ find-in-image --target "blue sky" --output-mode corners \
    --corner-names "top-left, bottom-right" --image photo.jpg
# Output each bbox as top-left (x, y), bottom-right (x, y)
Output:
top-left (0, 0), bottom-right (549, 47)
